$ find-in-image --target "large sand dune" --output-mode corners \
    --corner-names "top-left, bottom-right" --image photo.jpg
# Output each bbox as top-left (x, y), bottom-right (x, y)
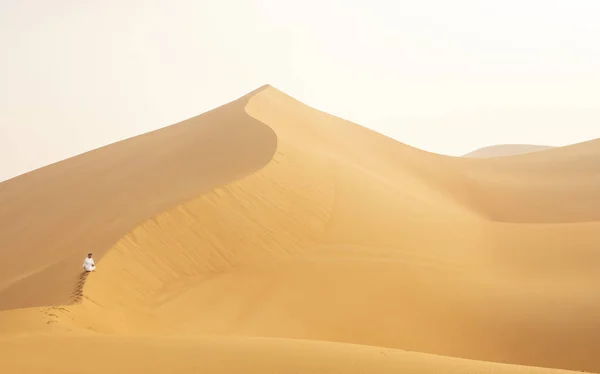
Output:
top-left (1, 85), bottom-right (599, 373)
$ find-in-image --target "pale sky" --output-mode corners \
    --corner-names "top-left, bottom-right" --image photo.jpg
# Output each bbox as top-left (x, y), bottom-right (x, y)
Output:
top-left (1, 0), bottom-right (600, 182)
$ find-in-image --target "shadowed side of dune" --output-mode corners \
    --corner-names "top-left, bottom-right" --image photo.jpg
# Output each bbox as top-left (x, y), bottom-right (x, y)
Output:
top-left (0, 85), bottom-right (277, 311)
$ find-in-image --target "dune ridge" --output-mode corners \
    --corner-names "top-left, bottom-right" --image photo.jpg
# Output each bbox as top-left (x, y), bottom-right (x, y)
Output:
top-left (1, 85), bottom-right (599, 373)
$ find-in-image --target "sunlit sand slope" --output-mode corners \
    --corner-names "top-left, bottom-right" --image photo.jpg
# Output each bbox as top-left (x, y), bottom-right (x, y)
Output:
top-left (1, 85), bottom-right (599, 374)
top-left (463, 144), bottom-right (555, 158)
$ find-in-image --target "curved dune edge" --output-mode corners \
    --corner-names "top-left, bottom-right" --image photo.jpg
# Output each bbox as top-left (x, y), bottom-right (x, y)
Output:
top-left (0, 335), bottom-right (588, 374)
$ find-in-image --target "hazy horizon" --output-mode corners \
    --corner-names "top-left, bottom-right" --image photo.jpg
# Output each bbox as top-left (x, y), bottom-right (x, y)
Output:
top-left (2, 0), bottom-right (600, 182)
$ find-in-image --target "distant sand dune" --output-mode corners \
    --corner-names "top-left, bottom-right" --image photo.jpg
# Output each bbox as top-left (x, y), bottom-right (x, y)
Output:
top-left (463, 144), bottom-right (556, 158)
top-left (1, 85), bottom-right (599, 374)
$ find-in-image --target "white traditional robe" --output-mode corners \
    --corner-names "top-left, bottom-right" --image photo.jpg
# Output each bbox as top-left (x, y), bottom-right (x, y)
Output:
top-left (83, 257), bottom-right (96, 272)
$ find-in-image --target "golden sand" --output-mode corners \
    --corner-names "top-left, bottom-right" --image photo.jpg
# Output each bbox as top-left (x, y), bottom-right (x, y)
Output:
top-left (1, 85), bottom-right (598, 373)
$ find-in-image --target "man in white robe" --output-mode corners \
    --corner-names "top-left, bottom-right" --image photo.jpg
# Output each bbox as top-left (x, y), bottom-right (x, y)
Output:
top-left (83, 252), bottom-right (96, 272)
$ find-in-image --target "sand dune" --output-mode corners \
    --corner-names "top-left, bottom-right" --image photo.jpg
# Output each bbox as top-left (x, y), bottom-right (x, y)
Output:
top-left (0, 86), bottom-right (276, 310)
top-left (463, 144), bottom-right (556, 158)
top-left (1, 85), bottom-right (599, 373)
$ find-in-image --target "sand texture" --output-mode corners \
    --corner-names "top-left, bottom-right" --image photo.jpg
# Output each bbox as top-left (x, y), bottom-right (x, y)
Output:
top-left (463, 144), bottom-right (556, 158)
top-left (1, 85), bottom-right (598, 373)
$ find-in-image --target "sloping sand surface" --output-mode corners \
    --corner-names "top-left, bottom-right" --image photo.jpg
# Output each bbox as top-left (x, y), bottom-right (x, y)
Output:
top-left (1, 85), bottom-right (599, 373)
top-left (0, 86), bottom-right (276, 310)
top-left (464, 144), bottom-right (555, 158)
